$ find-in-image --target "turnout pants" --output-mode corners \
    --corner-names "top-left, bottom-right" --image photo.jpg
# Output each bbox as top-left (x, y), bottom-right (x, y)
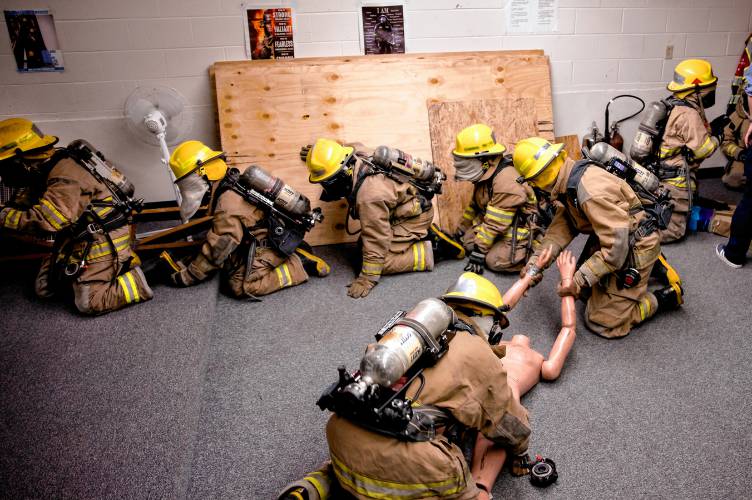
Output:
top-left (462, 228), bottom-right (538, 273)
top-left (224, 246), bottom-right (308, 298)
top-left (583, 239), bottom-right (661, 339)
top-left (381, 209), bottom-right (435, 276)
top-left (35, 255), bottom-right (153, 315)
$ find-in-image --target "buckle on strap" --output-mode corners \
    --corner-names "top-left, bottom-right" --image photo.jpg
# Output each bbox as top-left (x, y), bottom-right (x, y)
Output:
top-left (87, 223), bottom-right (103, 235)
top-left (633, 219), bottom-right (657, 241)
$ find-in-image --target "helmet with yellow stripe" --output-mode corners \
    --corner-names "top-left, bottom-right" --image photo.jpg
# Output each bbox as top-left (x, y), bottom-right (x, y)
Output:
top-left (512, 137), bottom-right (566, 190)
top-left (0, 118), bottom-right (58, 161)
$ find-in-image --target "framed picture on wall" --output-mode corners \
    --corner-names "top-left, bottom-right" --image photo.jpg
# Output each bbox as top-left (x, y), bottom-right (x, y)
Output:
top-left (244, 6), bottom-right (295, 60)
top-left (359, 2), bottom-right (405, 55)
top-left (4, 9), bottom-right (64, 72)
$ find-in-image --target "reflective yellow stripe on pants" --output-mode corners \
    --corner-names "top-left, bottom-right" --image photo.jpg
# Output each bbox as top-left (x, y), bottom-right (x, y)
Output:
top-left (412, 242), bottom-right (426, 271)
top-left (330, 454), bottom-right (465, 499)
top-left (275, 263), bottom-right (293, 288)
top-left (638, 295), bottom-right (652, 322)
top-left (3, 208), bottom-right (22, 229)
top-left (117, 271), bottom-right (141, 304)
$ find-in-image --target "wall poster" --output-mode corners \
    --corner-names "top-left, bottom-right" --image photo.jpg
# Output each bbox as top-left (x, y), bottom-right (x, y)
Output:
top-left (246, 7), bottom-right (294, 60)
top-left (507, 0), bottom-right (558, 33)
top-left (360, 3), bottom-right (405, 55)
top-left (4, 9), bottom-right (64, 72)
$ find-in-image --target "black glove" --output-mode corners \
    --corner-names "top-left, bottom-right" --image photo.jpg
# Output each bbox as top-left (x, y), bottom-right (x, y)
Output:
top-left (738, 148), bottom-right (751, 162)
top-left (464, 248), bottom-right (486, 274)
top-left (710, 114), bottom-right (730, 139)
top-left (453, 228), bottom-right (465, 242)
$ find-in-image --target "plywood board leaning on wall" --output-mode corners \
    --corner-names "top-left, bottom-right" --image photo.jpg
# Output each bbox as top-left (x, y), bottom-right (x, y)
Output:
top-left (213, 50), bottom-right (553, 245)
top-left (428, 98), bottom-right (539, 233)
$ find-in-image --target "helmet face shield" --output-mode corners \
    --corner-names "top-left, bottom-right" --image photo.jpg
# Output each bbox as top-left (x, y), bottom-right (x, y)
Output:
top-left (175, 172), bottom-right (209, 221)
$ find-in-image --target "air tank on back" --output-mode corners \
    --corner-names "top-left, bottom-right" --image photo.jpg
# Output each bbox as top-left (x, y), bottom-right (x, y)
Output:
top-left (629, 100), bottom-right (669, 163)
top-left (342, 298), bottom-right (454, 401)
top-left (590, 142), bottom-right (661, 194)
top-left (241, 165), bottom-right (311, 217)
top-left (372, 146), bottom-right (438, 182)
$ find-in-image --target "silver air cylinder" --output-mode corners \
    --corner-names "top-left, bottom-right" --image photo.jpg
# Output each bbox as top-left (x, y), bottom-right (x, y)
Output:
top-left (359, 298), bottom-right (454, 388)
top-left (630, 100), bottom-right (669, 162)
top-left (68, 139), bottom-right (135, 198)
top-left (590, 142), bottom-right (661, 193)
top-left (372, 146), bottom-right (437, 182)
top-left (241, 165), bottom-right (311, 216)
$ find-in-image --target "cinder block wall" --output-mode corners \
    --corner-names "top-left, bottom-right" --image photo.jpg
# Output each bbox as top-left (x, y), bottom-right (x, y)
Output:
top-left (1, 0), bottom-right (749, 202)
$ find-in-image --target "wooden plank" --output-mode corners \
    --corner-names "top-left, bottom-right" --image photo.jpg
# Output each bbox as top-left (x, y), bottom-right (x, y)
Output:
top-left (428, 98), bottom-right (539, 233)
top-left (214, 50), bottom-right (554, 245)
top-left (555, 134), bottom-right (582, 161)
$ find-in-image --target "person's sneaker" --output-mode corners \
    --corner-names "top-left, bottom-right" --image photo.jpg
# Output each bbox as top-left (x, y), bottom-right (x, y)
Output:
top-left (715, 244), bottom-right (742, 269)
top-left (428, 224), bottom-right (466, 260)
top-left (295, 244), bottom-right (331, 277)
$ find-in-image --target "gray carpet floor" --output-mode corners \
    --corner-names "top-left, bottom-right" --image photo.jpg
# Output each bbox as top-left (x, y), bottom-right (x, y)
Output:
top-left (1, 179), bottom-right (750, 499)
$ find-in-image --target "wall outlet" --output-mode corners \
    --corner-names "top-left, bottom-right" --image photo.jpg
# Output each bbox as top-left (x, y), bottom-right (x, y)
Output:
top-left (665, 44), bottom-right (674, 60)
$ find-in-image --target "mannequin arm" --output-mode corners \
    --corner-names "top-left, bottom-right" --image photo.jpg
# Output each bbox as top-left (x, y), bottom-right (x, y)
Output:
top-left (541, 250), bottom-right (577, 381)
top-left (503, 246), bottom-right (553, 311)
top-left (541, 295), bottom-right (576, 381)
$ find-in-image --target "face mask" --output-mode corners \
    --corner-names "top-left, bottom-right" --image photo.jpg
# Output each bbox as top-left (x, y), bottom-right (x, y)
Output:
top-left (453, 156), bottom-right (485, 182)
top-left (176, 172), bottom-right (209, 221)
top-left (319, 171), bottom-right (351, 202)
top-left (701, 89), bottom-right (716, 109)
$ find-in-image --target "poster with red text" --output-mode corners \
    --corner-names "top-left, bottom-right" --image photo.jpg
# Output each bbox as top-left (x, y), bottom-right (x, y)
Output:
top-left (246, 7), bottom-right (294, 60)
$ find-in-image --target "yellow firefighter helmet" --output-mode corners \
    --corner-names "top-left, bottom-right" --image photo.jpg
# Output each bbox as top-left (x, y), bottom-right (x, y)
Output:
top-left (0, 118), bottom-right (58, 161)
top-left (453, 124), bottom-right (507, 158)
top-left (442, 272), bottom-right (507, 317)
top-left (169, 140), bottom-right (228, 181)
top-left (305, 138), bottom-right (354, 183)
top-left (512, 137), bottom-right (566, 188)
top-left (667, 59), bottom-right (717, 95)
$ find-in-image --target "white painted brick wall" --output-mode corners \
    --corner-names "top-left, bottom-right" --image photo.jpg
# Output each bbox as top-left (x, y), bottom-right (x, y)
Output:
top-left (0, 0), bottom-right (749, 201)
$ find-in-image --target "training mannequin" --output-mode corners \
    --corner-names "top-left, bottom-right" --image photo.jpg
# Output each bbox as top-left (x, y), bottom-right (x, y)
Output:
top-left (276, 248), bottom-right (576, 500)
top-left (470, 248), bottom-right (576, 496)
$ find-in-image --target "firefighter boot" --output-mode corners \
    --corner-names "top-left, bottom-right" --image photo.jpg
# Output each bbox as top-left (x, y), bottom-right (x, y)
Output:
top-left (295, 242), bottom-right (331, 277)
top-left (428, 224), bottom-right (466, 261)
top-left (650, 253), bottom-right (682, 287)
top-left (655, 283), bottom-right (684, 312)
top-left (276, 463), bottom-right (334, 500)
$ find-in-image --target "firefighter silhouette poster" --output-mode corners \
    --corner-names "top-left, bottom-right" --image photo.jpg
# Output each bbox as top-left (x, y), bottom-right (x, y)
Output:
top-left (4, 10), bottom-right (64, 72)
top-left (361, 4), bottom-right (405, 55)
top-left (246, 7), bottom-right (294, 60)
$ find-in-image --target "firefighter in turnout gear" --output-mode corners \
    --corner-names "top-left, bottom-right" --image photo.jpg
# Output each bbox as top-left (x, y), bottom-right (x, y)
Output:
top-left (632, 59), bottom-right (726, 243)
top-left (279, 252), bottom-right (578, 500)
top-left (514, 137), bottom-right (684, 339)
top-left (720, 92), bottom-right (749, 189)
top-left (452, 124), bottom-right (551, 273)
top-left (0, 118), bottom-right (152, 315)
top-left (302, 138), bottom-right (464, 299)
top-left (168, 140), bottom-right (330, 298)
